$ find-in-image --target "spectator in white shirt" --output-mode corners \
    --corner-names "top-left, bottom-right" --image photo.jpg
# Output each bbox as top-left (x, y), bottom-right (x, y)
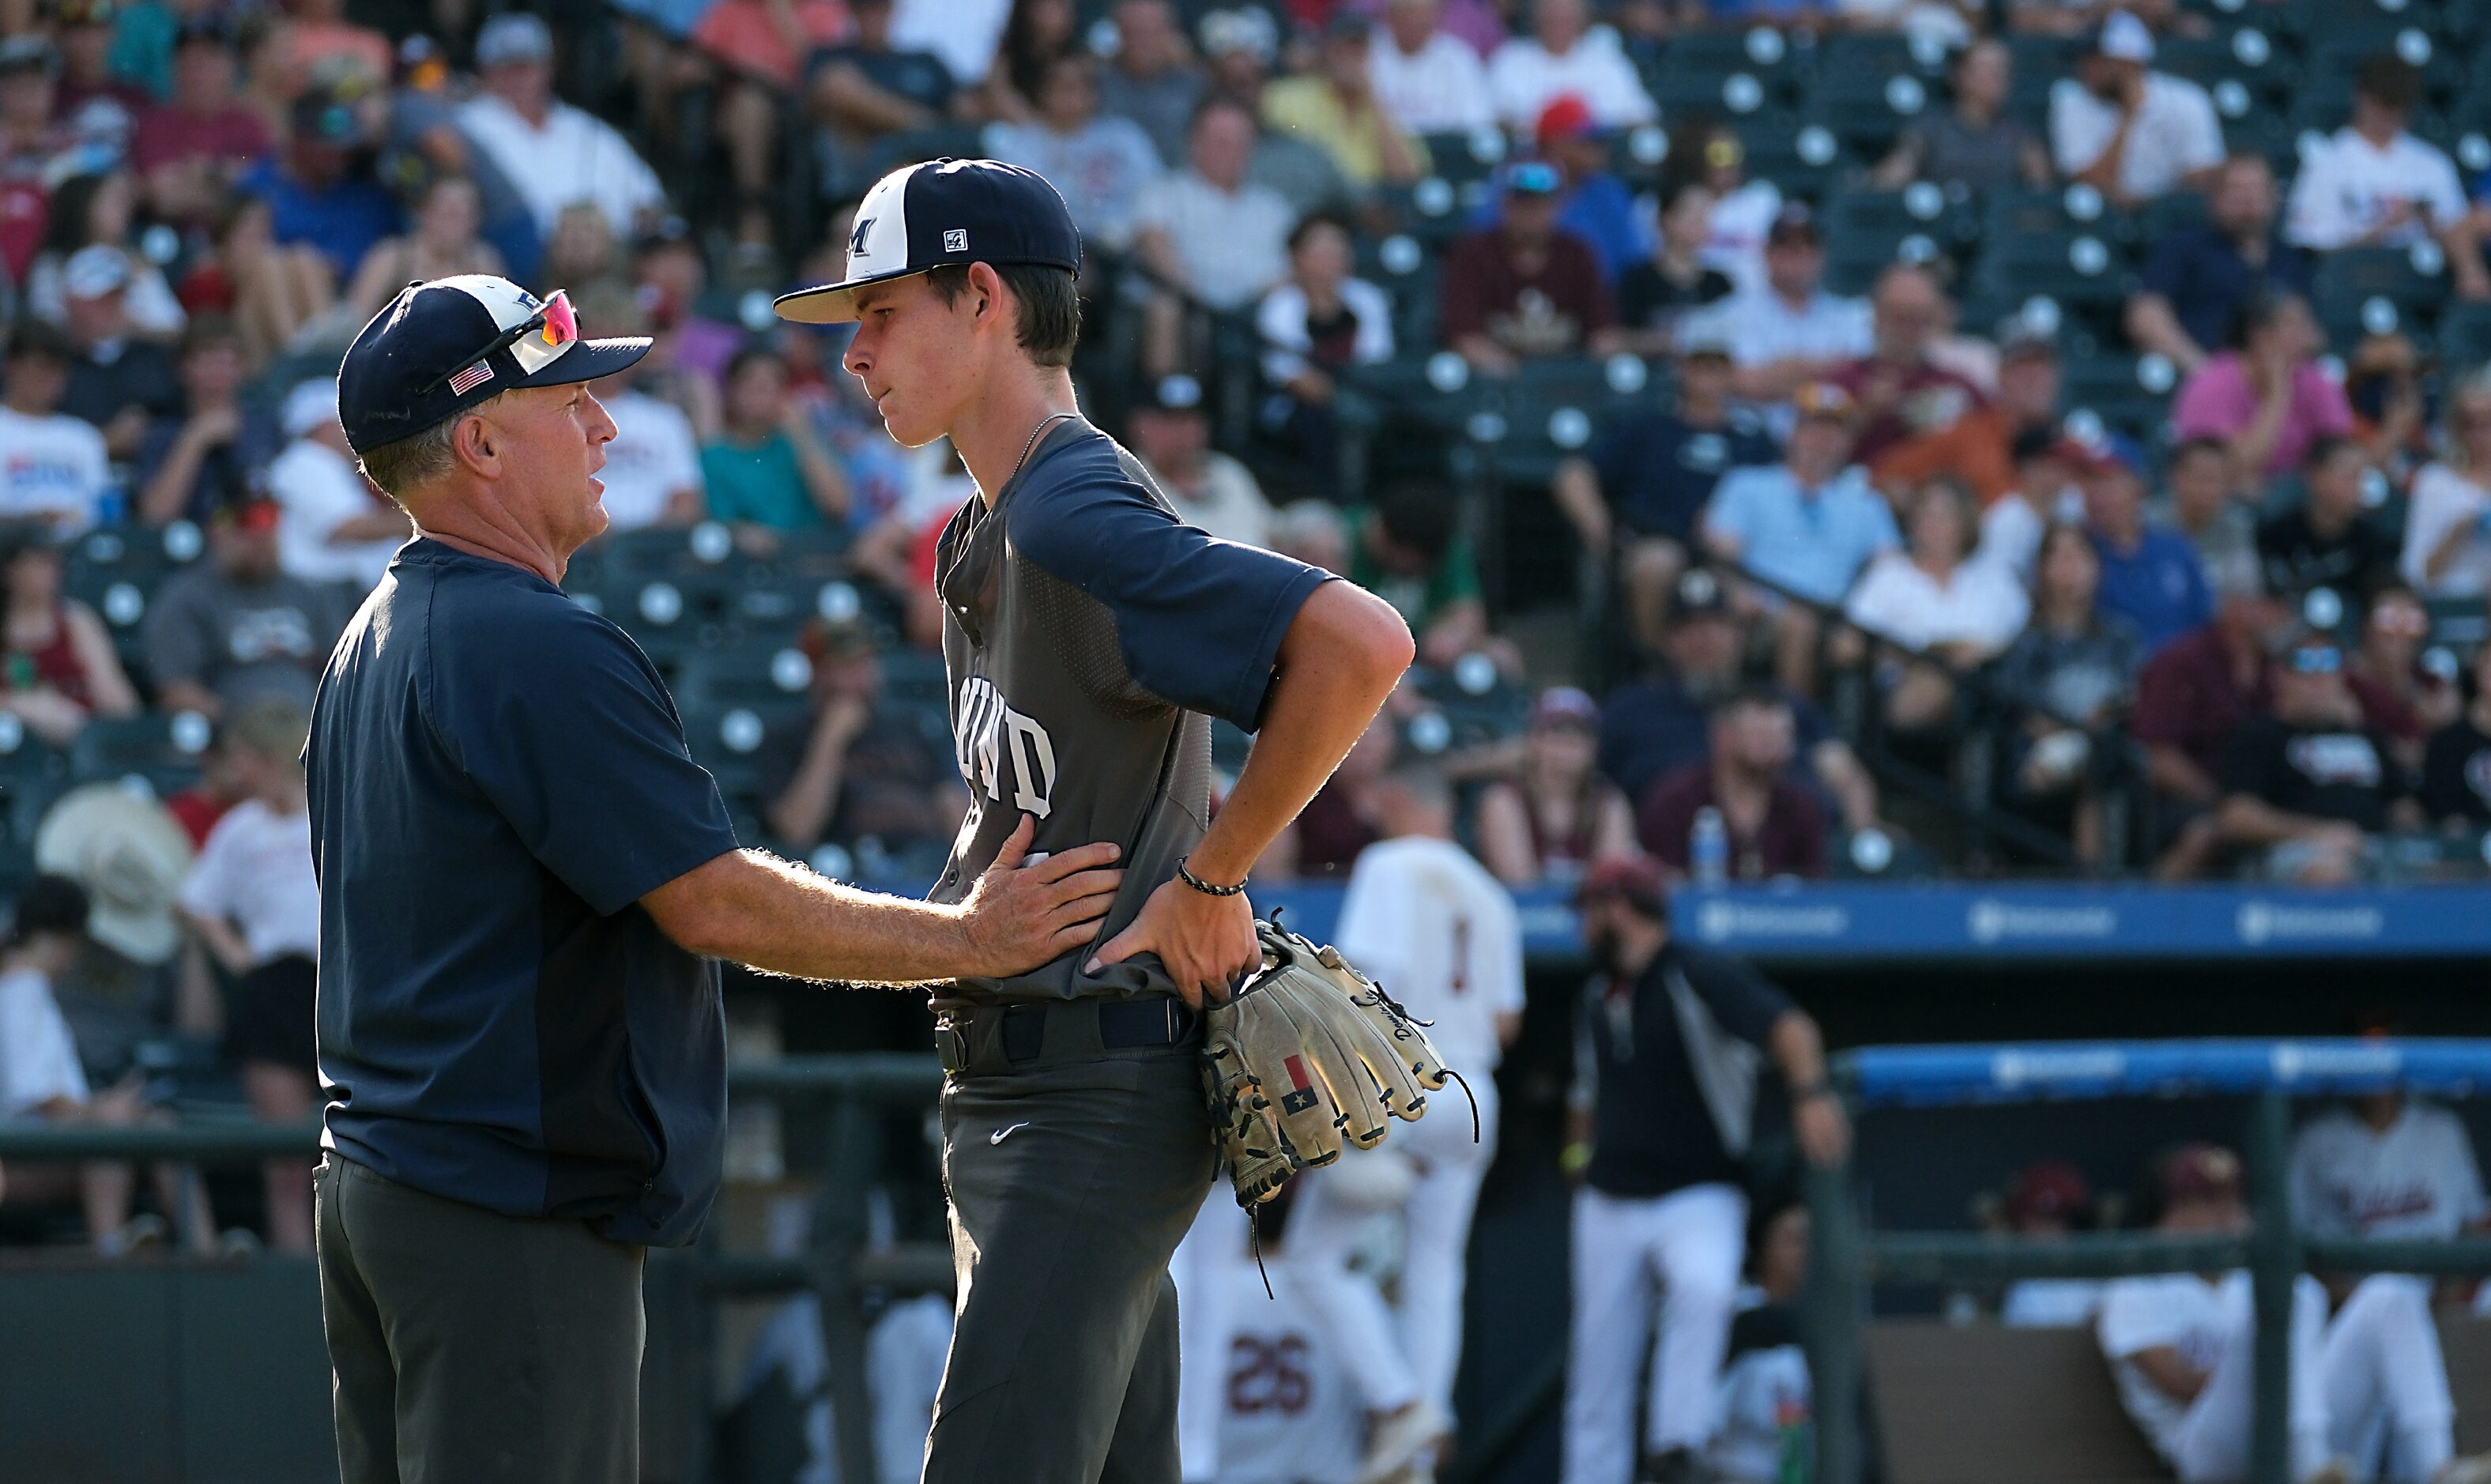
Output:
top-left (1367, 0), bottom-right (1494, 136)
top-left (574, 287), bottom-right (703, 530)
top-left (0, 875), bottom-right (213, 1255)
top-left (1125, 374), bottom-right (1276, 548)
top-left (176, 701), bottom-right (320, 1255)
top-left (456, 14), bottom-right (667, 243)
top-left (2286, 55), bottom-right (2491, 298)
top-left (268, 379), bottom-right (410, 595)
top-left (1841, 476), bottom-right (2030, 733)
top-left (2048, 11), bottom-right (2223, 207)
top-left (981, 53), bottom-right (1166, 252)
top-left (1485, 0), bottom-right (1656, 134)
top-left (2402, 375), bottom-right (2491, 600)
top-left (0, 326), bottom-right (113, 537)
top-left (1683, 205), bottom-right (1875, 414)
top-left (1135, 94), bottom-right (1297, 373)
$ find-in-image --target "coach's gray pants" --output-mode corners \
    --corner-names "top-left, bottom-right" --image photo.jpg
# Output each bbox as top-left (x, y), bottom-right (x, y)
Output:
top-left (314, 1154), bottom-right (646, 1484)
top-left (927, 1038), bottom-right (1216, 1484)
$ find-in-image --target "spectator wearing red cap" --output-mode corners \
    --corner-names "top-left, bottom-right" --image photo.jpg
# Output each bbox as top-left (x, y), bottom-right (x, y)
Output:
top-left (1465, 96), bottom-right (1646, 284)
top-left (144, 495), bottom-right (348, 721)
top-left (1998, 1160), bottom-right (2107, 1328)
top-left (1364, 0), bottom-right (1493, 136)
top-left (1475, 687), bottom-right (1638, 885)
top-left (1260, 17), bottom-right (1426, 187)
top-left (1563, 854), bottom-right (1845, 1484)
top-left (1486, 0), bottom-right (1654, 134)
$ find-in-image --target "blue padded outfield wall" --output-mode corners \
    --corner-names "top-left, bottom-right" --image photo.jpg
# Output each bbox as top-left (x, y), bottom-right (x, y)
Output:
top-left (1247, 882), bottom-right (2491, 963)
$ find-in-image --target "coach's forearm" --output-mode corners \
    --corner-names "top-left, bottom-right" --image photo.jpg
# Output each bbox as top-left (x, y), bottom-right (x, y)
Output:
top-left (646, 849), bottom-right (974, 985)
top-left (1193, 581), bottom-right (1412, 884)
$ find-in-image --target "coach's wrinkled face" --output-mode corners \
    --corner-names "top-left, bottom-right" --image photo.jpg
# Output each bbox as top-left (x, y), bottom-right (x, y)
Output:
top-left (476, 381), bottom-right (620, 552)
top-left (843, 273), bottom-right (977, 449)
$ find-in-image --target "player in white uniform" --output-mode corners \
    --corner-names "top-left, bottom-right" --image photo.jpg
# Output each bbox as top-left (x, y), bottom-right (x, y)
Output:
top-left (2292, 1090), bottom-right (2488, 1243)
top-left (1216, 1211), bottom-right (1366, 1484)
top-left (1282, 758), bottom-right (1525, 1482)
top-left (2097, 1144), bottom-right (2491, 1484)
top-left (1996, 1161), bottom-right (2108, 1328)
top-left (1174, 1192), bottom-right (1254, 1482)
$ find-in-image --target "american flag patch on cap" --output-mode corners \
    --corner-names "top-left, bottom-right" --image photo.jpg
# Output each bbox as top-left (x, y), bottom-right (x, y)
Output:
top-left (448, 363), bottom-right (493, 394)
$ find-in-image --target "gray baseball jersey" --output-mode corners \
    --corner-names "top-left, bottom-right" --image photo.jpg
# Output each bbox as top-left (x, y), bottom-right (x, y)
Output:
top-left (928, 418), bottom-right (1328, 1011)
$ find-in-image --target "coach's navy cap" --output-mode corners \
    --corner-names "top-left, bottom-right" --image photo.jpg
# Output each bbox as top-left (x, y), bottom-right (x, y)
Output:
top-left (337, 274), bottom-right (650, 456)
top-left (774, 158), bottom-right (1081, 326)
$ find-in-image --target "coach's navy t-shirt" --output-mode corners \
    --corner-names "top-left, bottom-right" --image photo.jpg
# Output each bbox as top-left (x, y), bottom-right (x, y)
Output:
top-left (306, 538), bottom-right (741, 1247)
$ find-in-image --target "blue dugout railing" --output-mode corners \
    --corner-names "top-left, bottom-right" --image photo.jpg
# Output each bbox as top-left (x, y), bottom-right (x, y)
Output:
top-left (1807, 1038), bottom-right (2491, 1484)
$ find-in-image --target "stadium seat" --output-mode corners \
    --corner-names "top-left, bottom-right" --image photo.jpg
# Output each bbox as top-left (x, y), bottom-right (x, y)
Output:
top-left (2006, 38), bottom-right (2082, 128)
top-left (2154, 28), bottom-right (2291, 122)
top-left (1967, 230), bottom-right (2136, 337)
top-left (68, 711), bottom-right (213, 797)
top-left (1728, 115), bottom-right (1853, 203)
top-left (1416, 129), bottom-right (1509, 189)
top-left (1806, 35), bottom-right (1950, 159)
top-left (1821, 187), bottom-right (1971, 296)
top-left (2438, 299), bottom-right (2491, 368)
top-left (1641, 27), bottom-right (1801, 119)
top-left (2309, 244), bottom-right (2452, 348)
top-left (2060, 352), bottom-right (2185, 444)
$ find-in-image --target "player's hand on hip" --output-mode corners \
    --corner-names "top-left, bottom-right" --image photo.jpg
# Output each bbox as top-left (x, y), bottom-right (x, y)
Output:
top-left (1085, 876), bottom-right (1259, 1010)
top-left (956, 815), bottom-right (1123, 977)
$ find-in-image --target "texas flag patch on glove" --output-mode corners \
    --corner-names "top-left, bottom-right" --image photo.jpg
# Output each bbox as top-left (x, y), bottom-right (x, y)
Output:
top-left (1279, 1055), bottom-right (1319, 1116)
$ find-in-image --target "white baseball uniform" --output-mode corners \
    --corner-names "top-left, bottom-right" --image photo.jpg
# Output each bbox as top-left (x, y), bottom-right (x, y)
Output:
top-left (1215, 1256), bottom-right (1366, 1484)
top-left (2291, 1101), bottom-right (2489, 1241)
top-left (1282, 836), bottom-right (1524, 1426)
top-left (1705, 1301), bottom-right (1811, 1484)
top-left (1174, 1193), bottom-right (1253, 1482)
top-left (2002, 1278), bottom-right (2108, 1327)
top-left (2098, 1271), bottom-right (2465, 1482)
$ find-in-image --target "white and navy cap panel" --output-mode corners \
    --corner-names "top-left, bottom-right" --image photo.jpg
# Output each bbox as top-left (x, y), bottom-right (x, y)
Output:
top-left (337, 273), bottom-right (650, 456)
top-left (774, 157), bottom-right (1083, 325)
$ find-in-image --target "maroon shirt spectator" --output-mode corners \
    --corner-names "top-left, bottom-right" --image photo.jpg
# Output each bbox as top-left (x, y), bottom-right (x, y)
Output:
top-left (2134, 593), bottom-right (2420, 799)
top-left (51, 0), bottom-right (152, 121)
top-left (131, 22), bottom-right (271, 205)
top-left (1637, 688), bottom-right (1830, 881)
top-left (1830, 262), bottom-right (1988, 467)
top-left (1438, 160), bottom-right (1614, 373)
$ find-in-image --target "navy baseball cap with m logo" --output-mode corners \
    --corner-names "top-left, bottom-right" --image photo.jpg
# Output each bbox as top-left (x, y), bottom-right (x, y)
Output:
top-left (774, 158), bottom-right (1082, 326)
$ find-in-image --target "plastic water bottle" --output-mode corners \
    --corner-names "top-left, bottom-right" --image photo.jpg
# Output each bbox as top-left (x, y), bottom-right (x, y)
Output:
top-left (1690, 806), bottom-right (1729, 887)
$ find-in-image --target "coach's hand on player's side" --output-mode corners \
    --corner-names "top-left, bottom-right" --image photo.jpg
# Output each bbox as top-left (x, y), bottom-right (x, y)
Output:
top-left (955, 815), bottom-right (1126, 977)
top-left (1085, 876), bottom-right (1260, 1009)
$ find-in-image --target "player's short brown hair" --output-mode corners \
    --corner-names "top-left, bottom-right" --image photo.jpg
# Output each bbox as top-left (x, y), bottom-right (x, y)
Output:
top-left (925, 262), bottom-right (1080, 368)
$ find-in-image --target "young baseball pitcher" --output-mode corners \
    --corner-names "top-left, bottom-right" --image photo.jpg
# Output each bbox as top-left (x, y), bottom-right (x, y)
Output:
top-left (777, 157), bottom-right (1413, 1484)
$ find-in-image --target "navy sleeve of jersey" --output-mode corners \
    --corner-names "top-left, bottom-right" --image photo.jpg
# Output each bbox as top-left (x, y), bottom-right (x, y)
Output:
top-left (1012, 466), bottom-right (1332, 731)
top-left (430, 587), bottom-right (741, 917)
top-left (1677, 945), bottom-right (1792, 1046)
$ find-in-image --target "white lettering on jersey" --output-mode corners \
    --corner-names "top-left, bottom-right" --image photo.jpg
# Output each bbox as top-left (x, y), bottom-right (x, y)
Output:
top-left (952, 676), bottom-right (1059, 819)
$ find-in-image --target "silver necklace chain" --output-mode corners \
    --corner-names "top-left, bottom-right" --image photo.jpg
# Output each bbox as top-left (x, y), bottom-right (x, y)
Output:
top-left (1012, 412), bottom-right (1080, 484)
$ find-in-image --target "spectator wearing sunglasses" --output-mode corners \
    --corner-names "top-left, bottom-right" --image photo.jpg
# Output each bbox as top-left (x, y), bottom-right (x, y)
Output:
top-left (2216, 630), bottom-right (2419, 884)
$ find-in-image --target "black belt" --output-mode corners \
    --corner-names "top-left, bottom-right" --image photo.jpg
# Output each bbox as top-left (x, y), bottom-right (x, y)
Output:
top-left (936, 996), bottom-right (1199, 1075)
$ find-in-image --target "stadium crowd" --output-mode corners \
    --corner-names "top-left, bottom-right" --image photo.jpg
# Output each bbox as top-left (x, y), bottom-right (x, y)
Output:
top-left (2, 0), bottom-right (2490, 1475)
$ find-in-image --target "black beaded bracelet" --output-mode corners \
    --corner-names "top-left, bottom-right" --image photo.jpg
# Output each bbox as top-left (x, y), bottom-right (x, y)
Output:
top-left (1175, 857), bottom-right (1247, 897)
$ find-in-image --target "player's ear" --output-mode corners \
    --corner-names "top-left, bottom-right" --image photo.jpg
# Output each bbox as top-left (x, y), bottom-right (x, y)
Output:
top-left (967, 261), bottom-right (1005, 332)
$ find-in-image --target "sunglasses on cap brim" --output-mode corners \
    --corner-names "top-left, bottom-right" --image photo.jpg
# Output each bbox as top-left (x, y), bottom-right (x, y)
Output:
top-left (420, 288), bottom-right (582, 397)
top-left (2286, 645), bottom-right (2342, 675)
